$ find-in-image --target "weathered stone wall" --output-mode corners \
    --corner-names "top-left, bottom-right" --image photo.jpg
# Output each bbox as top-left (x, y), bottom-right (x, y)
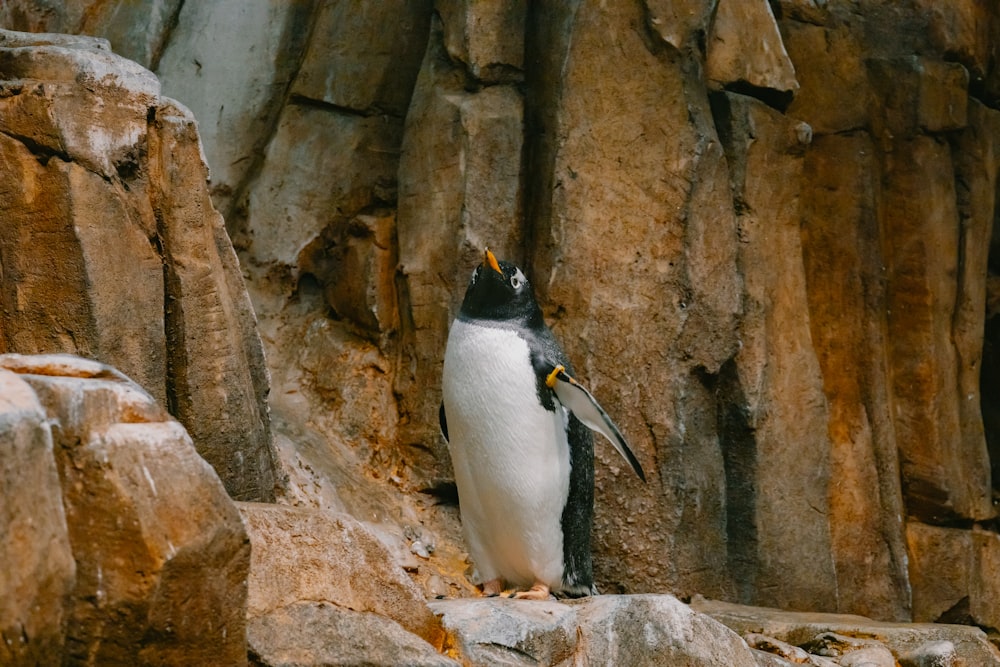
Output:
top-left (0, 29), bottom-right (277, 502)
top-left (4, 0), bottom-right (1000, 634)
top-left (0, 354), bottom-right (249, 665)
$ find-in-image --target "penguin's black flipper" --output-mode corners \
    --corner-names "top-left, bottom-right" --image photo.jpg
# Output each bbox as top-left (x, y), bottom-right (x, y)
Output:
top-left (439, 403), bottom-right (449, 442)
top-left (547, 366), bottom-right (646, 482)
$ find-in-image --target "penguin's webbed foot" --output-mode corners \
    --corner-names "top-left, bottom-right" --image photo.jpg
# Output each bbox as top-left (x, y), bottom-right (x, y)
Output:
top-left (479, 578), bottom-right (504, 597)
top-left (512, 582), bottom-right (552, 600)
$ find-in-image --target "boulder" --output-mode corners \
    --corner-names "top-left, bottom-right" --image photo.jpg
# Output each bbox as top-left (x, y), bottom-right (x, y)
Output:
top-left (0, 353), bottom-right (250, 666)
top-left (706, 0), bottom-right (799, 105)
top-left (0, 368), bottom-right (75, 666)
top-left (237, 502), bottom-right (445, 648)
top-left (431, 594), bottom-right (759, 666)
top-left (693, 597), bottom-right (1000, 666)
top-left (248, 602), bottom-right (457, 667)
top-left (0, 28), bottom-right (278, 502)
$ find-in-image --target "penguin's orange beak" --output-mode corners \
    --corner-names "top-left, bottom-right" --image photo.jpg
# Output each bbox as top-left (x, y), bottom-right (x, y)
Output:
top-left (484, 248), bottom-right (502, 275)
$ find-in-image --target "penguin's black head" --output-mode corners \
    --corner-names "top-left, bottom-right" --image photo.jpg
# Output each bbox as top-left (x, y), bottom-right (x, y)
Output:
top-left (458, 249), bottom-right (544, 326)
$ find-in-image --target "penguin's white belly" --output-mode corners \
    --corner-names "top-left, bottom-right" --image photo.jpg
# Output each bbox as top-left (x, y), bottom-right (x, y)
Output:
top-left (442, 319), bottom-right (570, 589)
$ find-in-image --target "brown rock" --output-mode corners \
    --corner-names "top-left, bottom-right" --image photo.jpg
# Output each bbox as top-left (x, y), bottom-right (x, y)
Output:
top-left (716, 91), bottom-right (837, 610)
top-left (644, 0), bottom-right (718, 51)
top-left (438, 0), bottom-right (526, 82)
top-left (882, 136), bottom-right (992, 523)
top-left (0, 368), bottom-right (75, 666)
top-left (290, 0), bottom-right (431, 116)
top-left (868, 57), bottom-right (970, 140)
top-left (248, 601), bottom-right (457, 667)
top-left (1, 353), bottom-right (250, 666)
top-left (0, 1), bottom-right (181, 69)
top-left (692, 597), bottom-right (1000, 666)
top-left (914, 0), bottom-right (1000, 103)
top-left (0, 29), bottom-right (278, 502)
top-left (151, 99), bottom-right (278, 503)
top-left (300, 210), bottom-right (399, 337)
top-left (781, 22), bottom-right (871, 134)
top-left (953, 101), bottom-right (1000, 497)
top-left (706, 0), bottom-right (799, 103)
top-left (907, 522), bottom-right (1000, 633)
top-left (237, 502), bottom-right (444, 648)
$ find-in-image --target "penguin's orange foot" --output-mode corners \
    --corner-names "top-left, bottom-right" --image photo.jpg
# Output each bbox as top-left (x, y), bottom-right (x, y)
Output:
top-left (512, 582), bottom-right (552, 600)
top-left (480, 578), bottom-right (504, 597)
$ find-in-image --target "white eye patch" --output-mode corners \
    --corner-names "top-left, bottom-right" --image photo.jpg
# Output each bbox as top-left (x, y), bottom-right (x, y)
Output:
top-left (510, 268), bottom-right (526, 289)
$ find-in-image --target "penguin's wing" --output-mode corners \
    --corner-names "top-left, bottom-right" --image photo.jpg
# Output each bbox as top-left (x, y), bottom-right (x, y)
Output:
top-left (439, 403), bottom-right (449, 442)
top-left (547, 366), bottom-right (646, 482)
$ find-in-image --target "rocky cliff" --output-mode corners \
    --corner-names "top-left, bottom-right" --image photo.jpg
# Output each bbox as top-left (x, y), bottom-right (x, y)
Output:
top-left (3, 0), bottom-right (1000, 665)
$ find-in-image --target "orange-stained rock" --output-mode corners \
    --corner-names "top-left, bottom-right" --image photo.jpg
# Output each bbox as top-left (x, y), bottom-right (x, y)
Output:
top-left (0, 369), bottom-right (75, 666)
top-left (238, 502), bottom-right (444, 648)
top-left (800, 132), bottom-right (911, 621)
top-left (0, 29), bottom-right (277, 502)
top-left (248, 602), bottom-right (456, 667)
top-left (0, 353), bottom-right (250, 666)
top-left (717, 91), bottom-right (838, 611)
top-left (706, 0), bottom-right (799, 104)
top-left (906, 522), bottom-right (1000, 633)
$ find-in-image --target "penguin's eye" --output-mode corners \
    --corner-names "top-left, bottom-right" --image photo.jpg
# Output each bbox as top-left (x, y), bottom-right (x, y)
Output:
top-left (510, 276), bottom-right (521, 289)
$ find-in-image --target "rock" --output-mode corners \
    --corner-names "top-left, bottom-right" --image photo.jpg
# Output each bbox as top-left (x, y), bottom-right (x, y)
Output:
top-left (0, 353), bottom-right (250, 665)
top-left (782, 22), bottom-right (871, 134)
top-left (802, 632), bottom-right (896, 666)
top-left (744, 632), bottom-right (814, 662)
top-left (692, 597), bottom-right (1000, 666)
top-left (431, 594), bottom-right (759, 666)
top-left (644, 0), bottom-right (718, 51)
top-left (898, 640), bottom-right (959, 667)
top-left (290, 0), bottom-right (431, 116)
top-left (706, 0), bottom-right (799, 106)
top-left (0, 368), bottom-right (75, 666)
top-left (0, 0), bottom-right (181, 69)
top-left (0, 28), bottom-right (278, 502)
top-left (868, 57), bottom-right (970, 139)
top-left (154, 0), bottom-right (315, 216)
top-left (715, 91), bottom-right (837, 610)
top-left (248, 601), bottom-right (457, 667)
top-left (243, 102), bottom-right (402, 269)
top-left (906, 522), bottom-right (1000, 632)
top-left (237, 502), bottom-right (444, 648)
top-left (799, 131), bottom-right (912, 621)
top-left (437, 0), bottom-right (525, 82)
top-left (9, 2), bottom-right (1000, 655)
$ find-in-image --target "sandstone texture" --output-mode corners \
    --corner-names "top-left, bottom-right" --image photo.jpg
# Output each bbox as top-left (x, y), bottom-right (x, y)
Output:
top-left (0, 354), bottom-right (249, 666)
top-left (3, 0), bottom-right (1000, 664)
top-left (0, 28), bottom-right (277, 502)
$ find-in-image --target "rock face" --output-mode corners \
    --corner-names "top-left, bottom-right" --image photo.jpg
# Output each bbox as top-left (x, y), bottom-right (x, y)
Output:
top-left (4, 0), bottom-right (1000, 661)
top-left (0, 353), bottom-right (249, 666)
top-left (239, 502), bottom-right (450, 666)
top-left (693, 597), bottom-right (1000, 666)
top-left (432, 594), bottom-right (759, 666)
top-left (0, 29), bottom-right (277, 502)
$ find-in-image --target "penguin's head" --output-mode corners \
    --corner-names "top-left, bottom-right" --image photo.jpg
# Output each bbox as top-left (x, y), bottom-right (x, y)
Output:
top-left (458, 248), bottom-right (543, 325)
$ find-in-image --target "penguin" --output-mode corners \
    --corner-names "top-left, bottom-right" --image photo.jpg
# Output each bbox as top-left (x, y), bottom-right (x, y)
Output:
top-left (440, 248), bottom-right (645, 600)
